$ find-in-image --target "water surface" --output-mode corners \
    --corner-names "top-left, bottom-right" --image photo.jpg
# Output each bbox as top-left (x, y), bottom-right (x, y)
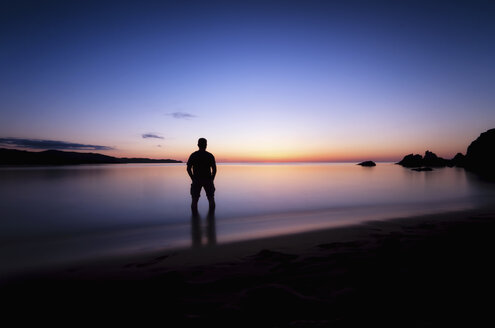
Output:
top-left (1, 163), bottom-right (493, 278)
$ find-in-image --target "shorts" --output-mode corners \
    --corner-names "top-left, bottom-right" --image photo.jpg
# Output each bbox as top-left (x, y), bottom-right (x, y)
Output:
top-left (190, 178), bottom-right (215, 199)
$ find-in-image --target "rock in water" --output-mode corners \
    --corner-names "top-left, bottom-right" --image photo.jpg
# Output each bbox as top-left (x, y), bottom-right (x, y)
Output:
top-left (357, 161), bottom-right (376, 167)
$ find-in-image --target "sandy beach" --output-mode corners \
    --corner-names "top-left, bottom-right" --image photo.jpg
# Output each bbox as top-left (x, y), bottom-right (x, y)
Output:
top-left (2, 205), bottom-right (495, 327)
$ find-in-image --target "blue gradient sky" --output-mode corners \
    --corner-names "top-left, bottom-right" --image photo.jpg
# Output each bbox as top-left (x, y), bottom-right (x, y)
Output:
top-left (1, 0), bottom-right (494, 162)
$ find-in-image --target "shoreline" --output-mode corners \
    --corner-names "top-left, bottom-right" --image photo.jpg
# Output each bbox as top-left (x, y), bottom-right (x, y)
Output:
top-left (1, 199), bottom-right (480, 282)
top-left (3, 205), bottom-right (495, 325)
top-left (54, 205), bottom-right (495, 277)
top-left (2, 204), bottom-right (488, 282)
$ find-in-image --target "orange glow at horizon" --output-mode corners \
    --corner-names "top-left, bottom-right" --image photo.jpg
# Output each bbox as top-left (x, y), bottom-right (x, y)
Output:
top-left (107, 143), bottom-right (464, 163)
top-left (91, 126), bottom-right (475, 164)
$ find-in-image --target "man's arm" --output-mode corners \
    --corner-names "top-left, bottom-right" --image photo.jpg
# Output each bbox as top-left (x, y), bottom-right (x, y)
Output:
top-left (187, 154), bottom-right (194, 181)
top-left (187, 163), bottom-right (194, 181)
top-left (211, 156), bottom-right (217, 180)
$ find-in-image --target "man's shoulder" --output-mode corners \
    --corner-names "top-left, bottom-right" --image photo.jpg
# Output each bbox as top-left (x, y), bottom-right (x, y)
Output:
top-left (187, 151), bottom-right (200, 163)
top-left (205, 151), bottom-right (215, 160)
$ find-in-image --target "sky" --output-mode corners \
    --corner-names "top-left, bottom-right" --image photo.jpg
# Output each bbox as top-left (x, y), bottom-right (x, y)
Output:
top-left (1, 0), bottom-right (494, 162)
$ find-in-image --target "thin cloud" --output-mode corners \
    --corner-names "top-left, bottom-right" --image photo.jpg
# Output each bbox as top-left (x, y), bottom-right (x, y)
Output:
top-left (142, 133), bottom-right (164, 139)
top-left (0, 138), bottom-right (114, 151)
top-left (169, 112), bottom-right (196, 119)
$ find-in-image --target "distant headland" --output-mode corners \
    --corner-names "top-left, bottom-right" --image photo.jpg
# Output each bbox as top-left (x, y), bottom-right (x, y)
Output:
top-left (0, 148), bottom-right (182, 165)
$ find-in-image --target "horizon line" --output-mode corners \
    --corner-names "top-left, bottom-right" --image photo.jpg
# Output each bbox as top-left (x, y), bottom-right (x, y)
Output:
top-left (2, 146), bottom-right (462, 164)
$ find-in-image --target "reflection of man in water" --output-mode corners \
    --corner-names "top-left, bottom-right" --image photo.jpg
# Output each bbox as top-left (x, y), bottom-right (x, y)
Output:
top-left (191, 210), bottom-right (217, 248)
top-left (187, 138), bottom-right (216, 212)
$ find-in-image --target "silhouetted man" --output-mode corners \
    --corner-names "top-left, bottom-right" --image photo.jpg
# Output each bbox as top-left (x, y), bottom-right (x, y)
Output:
top-left (187, 138), bottom-right (216, 212)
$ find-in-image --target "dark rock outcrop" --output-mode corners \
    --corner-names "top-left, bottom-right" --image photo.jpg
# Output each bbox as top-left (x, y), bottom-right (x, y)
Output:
top-left (395, 128), bottom-right (494, 179)
top-left (357, 161), bottom-right (376, 167)
top-left (397, 151), bottom-right (448, 168)
top-left (423, 150), bottom-right (448, 167)
top-left (397, 154), bottom-right (424, 167)
top-left (449, 153), bottom-right (466, 167)
top-left (464, 128), bottom-right (495, 178)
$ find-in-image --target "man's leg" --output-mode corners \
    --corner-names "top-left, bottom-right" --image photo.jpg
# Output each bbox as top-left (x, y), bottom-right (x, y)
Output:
top-left (204, 180), bottom-right (216, 210)
top-left (207, 195), bottom-right (215, 210)
top-left (191, 196), bottom-right (199, 212)
top-left (190, 182), bottom-right (200, 213)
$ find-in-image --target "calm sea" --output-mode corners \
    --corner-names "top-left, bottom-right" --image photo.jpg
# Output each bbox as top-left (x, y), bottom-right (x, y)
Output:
top-left (1, 163), bottom-right (493, 278)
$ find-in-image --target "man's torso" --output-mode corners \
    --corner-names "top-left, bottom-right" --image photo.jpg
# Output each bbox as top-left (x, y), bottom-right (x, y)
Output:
top-left (188, 150), bottom-right (215, 179)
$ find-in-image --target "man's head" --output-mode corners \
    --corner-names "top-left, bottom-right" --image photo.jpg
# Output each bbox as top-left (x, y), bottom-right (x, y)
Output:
top-left (198, 138), bottom-right (207, 150)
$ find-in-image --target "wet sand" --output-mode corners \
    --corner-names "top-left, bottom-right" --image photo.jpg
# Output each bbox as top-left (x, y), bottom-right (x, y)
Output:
top-left (2, 206), bottom-right (495, 327)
